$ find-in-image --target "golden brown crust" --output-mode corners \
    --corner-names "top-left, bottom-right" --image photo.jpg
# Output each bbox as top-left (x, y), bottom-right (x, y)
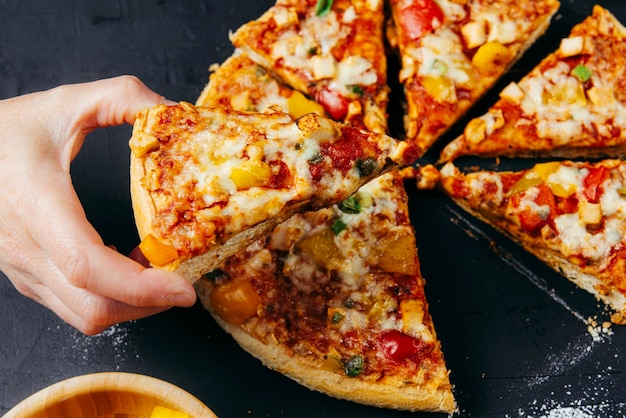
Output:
top-left (446, 194), bottom-right (626, 314)
top-left (438, 160), bottom-right (626, 315)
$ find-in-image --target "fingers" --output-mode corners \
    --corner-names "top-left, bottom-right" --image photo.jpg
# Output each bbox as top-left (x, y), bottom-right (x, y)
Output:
top-left (6, 263), bottom-right (173, 336)
top-left (0, 76), bottom-right (192, 334)
top-left (41, 75), bottom-right (175, 164)
top-left (26, 172), bottom-right (196, 310)
top-left (50, 75), bottom-right (171, 129)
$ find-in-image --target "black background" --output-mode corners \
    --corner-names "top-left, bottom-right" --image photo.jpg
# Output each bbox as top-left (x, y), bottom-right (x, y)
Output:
top-left (1, 1), bottom-right (625, 417)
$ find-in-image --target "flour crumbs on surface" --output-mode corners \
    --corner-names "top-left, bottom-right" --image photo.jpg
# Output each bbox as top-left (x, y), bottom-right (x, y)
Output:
top-left (52, 321), bottom-right (141, 369)
top-left (513, 398), bottom-right (619, 418)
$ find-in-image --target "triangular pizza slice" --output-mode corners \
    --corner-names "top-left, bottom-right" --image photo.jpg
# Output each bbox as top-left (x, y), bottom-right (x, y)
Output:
top-left (389, 0), bottom-right (559, 153)
top-left (229, 0), bottom-right (389, 133)
top-left (129, 102), bottom-right (419, 281)
top-left (440, 5), bottom-right (626, 162)
top-left (439, 159), bottom-right (626, 321)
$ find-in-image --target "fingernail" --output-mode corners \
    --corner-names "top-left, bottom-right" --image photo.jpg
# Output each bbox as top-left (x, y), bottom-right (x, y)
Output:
top-left (170, 290), bottom-right (196, 307)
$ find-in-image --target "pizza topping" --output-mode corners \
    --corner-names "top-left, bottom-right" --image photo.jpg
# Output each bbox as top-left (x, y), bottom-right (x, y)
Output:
top-left (393, 0), bottom-right (445, 42)
top-left (315, 87), bottom-right (349, 120)
top-left (286, 90), bottom-right (326, 118)
top-left (229, 159), bottom-right (272, 190)
top-left (558, 35), bottom-right (584, 57)
top-left (209, 279), bottom-right (261, 325)
top-left (471, 42), bottom-right (511, 75)
top-left (315, 0), bottom-right (333, 17)
top-left (378, 330), bottom-right (424, 363)
top-left (343, 354), bottom-right (365, 377)
top-left (139, 234), bottom-right (179, 267)
top-left (571, 63), bottom-right (592, 83)
top-left (338, 195), bottom-right (362, 214)
top-left (583, 166), bottom-right (609, 203)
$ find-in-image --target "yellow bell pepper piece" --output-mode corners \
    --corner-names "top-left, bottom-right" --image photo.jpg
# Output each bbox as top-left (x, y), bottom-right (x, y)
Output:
top-left (298, 228), bottom-right (345, 270)
top-left (421, 75), bottom-right (456, 103)
top-left (229, 159), bottom-right (271, 189)
top-left (370, 232), bottom-right (419, 275)
top-left (150, 405), bottom-right (190, 418)
top-left (535, 162), bottom-right (577, 198)
top-left (472, 42), bottom-right (511, 75)
top-left (209, 279), bottom-right (261, 325)
top-left (138, 235), bottom-right (179, 266)
top-left (286, 91), bottom-right (326, 119)
top-left (533, 162), bottom-right (561, 180)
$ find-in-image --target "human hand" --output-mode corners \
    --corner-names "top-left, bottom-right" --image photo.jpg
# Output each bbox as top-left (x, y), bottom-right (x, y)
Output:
top-left (0, 76), bottom-right (197, 335)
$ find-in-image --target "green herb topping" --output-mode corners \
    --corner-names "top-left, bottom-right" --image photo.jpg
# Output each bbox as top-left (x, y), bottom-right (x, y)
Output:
top-left (356, 158), bottom-right (377, 177)
top-left (338, 196), bottom-right (361, 214)
top-left (343, 354), bottom-right (364, 377)
top-left (309, 151), bottom-right (325, 164)
top-left (331, 312), bottom-right (344, 325)
top-left (315, 0), bottom-right (333, 16)
top-left (347, 85), bottom-right (365, 96)
top-left (571, 64), bottom-right (592, 82)
top-left (331, 219), bottom-right (347, 235)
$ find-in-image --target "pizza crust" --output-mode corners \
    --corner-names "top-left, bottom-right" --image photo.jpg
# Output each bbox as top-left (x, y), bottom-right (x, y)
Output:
top-left (447, 196), bottom-right (626, 315)
top-left (195, 278), bottom-right (456, 413)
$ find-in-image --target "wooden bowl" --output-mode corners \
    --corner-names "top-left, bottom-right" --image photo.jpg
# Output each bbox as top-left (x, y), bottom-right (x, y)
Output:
top-left (4, 372), bottom-right (218, 418)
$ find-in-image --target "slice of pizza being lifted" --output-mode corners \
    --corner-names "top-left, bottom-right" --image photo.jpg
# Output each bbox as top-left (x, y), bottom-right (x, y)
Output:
top-left (229, 0), bottom-right (390, 133)
top-left (440, 5), bottom-right (626, 162)
top-left (389, 0), bottom-right (559, 153)
top-left (439, 160), bottom-right (626, 322)
top-left (129, 102), bottom-right (420, 282)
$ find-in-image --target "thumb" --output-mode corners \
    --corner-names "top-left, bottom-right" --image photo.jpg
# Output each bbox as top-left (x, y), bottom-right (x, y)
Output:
top-left (41, 75), bottom-right (176, 163)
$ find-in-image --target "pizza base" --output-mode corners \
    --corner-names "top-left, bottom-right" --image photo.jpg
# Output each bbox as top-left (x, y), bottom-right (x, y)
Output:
top-left (447, 196), bottom-right (626, 315)
top-left (195, 278), bottom-right (456, 413)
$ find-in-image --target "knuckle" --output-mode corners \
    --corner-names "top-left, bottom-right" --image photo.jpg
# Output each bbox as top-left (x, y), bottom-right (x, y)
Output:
top-left (77, 300), bottom-right (116, 335)
top-left (60, 247), bottom-right (91, 289)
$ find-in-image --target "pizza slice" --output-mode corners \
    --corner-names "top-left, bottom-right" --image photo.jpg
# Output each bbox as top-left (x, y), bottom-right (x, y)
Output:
top-left (195, 170), bottom-right (456, 412)
top-left (440, 5), bottom-right (626, 162)
top-left (229, 0), bottom-right (389, 133)
top-left (439, 160), bottom-right (626, 322)
top-left (195, 50), bottom-right (326, 121)
top-left (389, 0), bottom-right (559, 153)
top-left (129, 102), bottom-right (420, 281)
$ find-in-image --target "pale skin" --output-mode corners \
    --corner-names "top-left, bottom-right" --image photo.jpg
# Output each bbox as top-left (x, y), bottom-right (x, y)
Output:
top-left (0, 76), bottom-right (197, 335)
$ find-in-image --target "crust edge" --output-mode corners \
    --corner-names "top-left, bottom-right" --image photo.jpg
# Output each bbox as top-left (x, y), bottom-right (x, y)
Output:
top-left (195, 278), bottom-right (457, 414)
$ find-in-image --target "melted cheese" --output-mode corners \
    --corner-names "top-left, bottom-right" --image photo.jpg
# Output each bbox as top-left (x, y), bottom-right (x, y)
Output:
top-left (515, 40), bottom-right (626, 144)
top-left (267, 5), bottom-right (377, 94)
top-left (554, 215), bottom-right (623, 261)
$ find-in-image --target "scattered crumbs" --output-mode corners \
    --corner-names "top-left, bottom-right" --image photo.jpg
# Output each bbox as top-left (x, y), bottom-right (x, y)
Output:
top-left (514, 398), bottom-right (616, 418)
top-left (50, 321), bottom-right (141, 368)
